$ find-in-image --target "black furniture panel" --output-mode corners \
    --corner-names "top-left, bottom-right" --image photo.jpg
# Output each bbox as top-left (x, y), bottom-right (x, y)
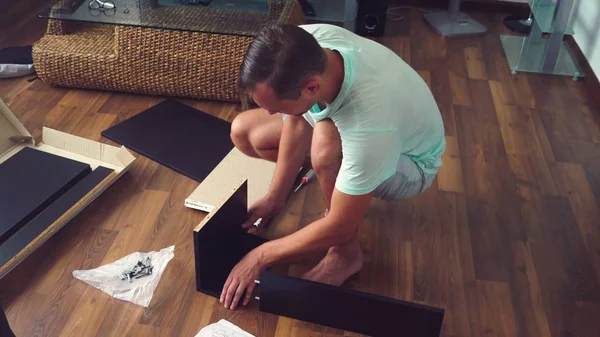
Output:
top-left (101, 99), bottom-right (234, 182)
top-left (193, 179), bottom-right (445, 336)
top-left (0, 166), bottom-right (114, 267)
top-left (259, 271), bottom-right (445, 337)
top-left (0, 305), bottom-right (15, 337)
top-left (0, 147), bottom-right (91, 244)
top-left (193, 180), bottom-right (267, 297)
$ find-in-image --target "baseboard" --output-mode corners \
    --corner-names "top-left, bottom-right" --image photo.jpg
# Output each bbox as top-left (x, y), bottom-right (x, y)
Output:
top-left (566, 36), bottom-right (600, 112)
top-left (389, 0), bottom-right (530, 17)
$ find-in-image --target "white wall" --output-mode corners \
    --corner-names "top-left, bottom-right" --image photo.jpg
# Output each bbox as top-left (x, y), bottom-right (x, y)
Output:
top-left (572, 0), bottom-right (600, 77)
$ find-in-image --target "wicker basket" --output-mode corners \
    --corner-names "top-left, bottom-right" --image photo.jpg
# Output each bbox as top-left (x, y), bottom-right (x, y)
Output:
top-left (32, 0), bottom-right (305, 102)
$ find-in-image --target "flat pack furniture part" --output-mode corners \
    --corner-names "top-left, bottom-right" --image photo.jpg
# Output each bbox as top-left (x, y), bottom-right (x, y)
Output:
top-left (193, 179), bottom-right (268, 297)
top-left (259, 271), bottom-right (445, 337)
top-left (193, 179), bottom-right (445, 337)
top-left (0, 166), bottom-right (114, 270)
top-left (0, 147), bottom-right (92, 244)
top-left (0, 99), bottom-right (136, 279)
top-left (101, 99), bottom-right (234, 183)
top-left (185, 147), bottom-right (276, 212)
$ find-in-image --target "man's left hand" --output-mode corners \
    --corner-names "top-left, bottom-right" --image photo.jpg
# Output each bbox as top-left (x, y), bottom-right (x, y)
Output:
top-left (220, 248), bottom-right (264, 310)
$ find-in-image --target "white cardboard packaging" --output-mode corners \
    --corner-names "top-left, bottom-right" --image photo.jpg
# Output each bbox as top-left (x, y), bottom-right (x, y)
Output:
top-left (0, 99), bottom-right (136, 278)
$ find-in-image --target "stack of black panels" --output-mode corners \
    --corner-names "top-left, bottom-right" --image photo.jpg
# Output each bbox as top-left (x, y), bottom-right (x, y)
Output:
top-left (0, 147), bottom-right (113, 267)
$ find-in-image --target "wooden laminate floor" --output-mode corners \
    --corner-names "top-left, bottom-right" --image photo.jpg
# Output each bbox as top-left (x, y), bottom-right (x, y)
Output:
top-left (2, 3), bottom-right (600, 337)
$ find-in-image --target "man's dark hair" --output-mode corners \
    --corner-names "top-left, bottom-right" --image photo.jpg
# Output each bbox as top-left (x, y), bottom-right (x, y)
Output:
top-left (239, 24), bottom-right (327, 101)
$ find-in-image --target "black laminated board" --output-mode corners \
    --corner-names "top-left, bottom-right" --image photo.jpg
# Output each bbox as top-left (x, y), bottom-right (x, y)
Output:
top-left (259, 271), bottom-right (445, 337)
top-left (0, 305), bottom-right (15, 337)
top-left (0, 166), bottom-right (114, 267)
top-left (193, 179), bottom-right (445, 336)
top-left (0, 147), bottom-right (91, 244)
top-left (101, 99), bottom-right (234, 182)
top-left (193, 180), bottom-right (267, 297)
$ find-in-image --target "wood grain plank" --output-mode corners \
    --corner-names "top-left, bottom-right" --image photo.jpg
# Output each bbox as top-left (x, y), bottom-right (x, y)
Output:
top-left (95, 300), bottom-right (144, 337)
top-left (448, 192), bottom-right (477, 284)
top-left (465, 197), bottom-right (509, 282)
top-left (469, 79), bottom-right (499, 126)
top-left (493, 104), bottom-right (530, 156)
top-left (437, 136), bottom-right (464, 193)
top-left (464, 47), bottom-right (488, 80)
top-left (417, 70), bottom-right (431, 88)
top-left (475, 281), bottom-right (519, 337)
top-left (511, 241), bottom-right (552, 337)
top-left (529, 74), bottom-right (574, 112)
top-left (539, 110), bottom-right (577, 163)
top-left (4, 292), bottom-right (46, 337)
top-left (100, 190), bottom-right (170, 265)
top-left (565, 301), bottom-right (600, 337)
top-left (431, 63), bottom-right (456, 137)
top-left (24, 228), bottom-right (118, 337)
top-left (137, 247), bottom-right (195, 328)
top-left (449, 72), bottom-right (472, 107)
top-left (488, 78), bottom-right (536, 110)
top-left (411, 192), bottom-right (448, 306)
top-left (171, 294), bottom-right (216, 337)
top-left (207, 299), bottom-right (280, 337)
top-left (580, 104), bottom-right (600, 144)
top-left (583, 157), bottom-right (600, 211)
top-left (70, 112), bottom-right (117, 141)
top-left (439, 192), bottom-right (472, 337)
top-left (454, 105), bottom-right (489, 196)
top-left (512, 176), bottom-right (545, 243)
top-left (409, 9), bottom-right (446, 71)
top-left (380, 35), bottom-right (411, 64)
top-left (480, 24), bottom-right (512, 82)
top-left (556, 163), bottom-right (600, 285)
top-left (125, 324), bottom-right (171, 337)
top-left (57, 287), bottom-right (114, 337)
top-left (145, 164), bottom-right (181, 192)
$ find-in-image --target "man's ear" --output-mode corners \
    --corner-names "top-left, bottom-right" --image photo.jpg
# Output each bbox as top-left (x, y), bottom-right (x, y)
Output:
top-left (304, 78), bottom-right (320, 95)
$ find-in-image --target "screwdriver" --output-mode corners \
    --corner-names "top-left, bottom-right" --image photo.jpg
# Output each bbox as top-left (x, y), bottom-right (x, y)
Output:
top-left (294, 169), bottom-right (315, 192)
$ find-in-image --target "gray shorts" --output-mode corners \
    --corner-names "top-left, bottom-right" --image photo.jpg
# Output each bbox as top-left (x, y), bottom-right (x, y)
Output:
top-left (283, 113), bottom-right (436, 200)
top-left (373, 154), bottom-right (436, 200)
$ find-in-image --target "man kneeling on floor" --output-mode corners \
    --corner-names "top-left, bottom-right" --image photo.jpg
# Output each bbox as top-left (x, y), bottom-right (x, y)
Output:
top-left (221, 23), bottom-right (446, 310)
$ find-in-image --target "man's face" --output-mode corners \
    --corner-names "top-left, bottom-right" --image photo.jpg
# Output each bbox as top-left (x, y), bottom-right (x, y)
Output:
top-left (251, 81), bottom-right (317, 116)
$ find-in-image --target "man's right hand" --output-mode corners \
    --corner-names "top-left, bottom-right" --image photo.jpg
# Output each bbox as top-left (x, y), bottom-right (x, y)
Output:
top-left (241, 194), bottom-right (284, 231)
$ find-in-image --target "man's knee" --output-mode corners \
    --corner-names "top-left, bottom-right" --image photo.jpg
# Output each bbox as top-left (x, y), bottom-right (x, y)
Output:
top-left (311, 121), bottom-right (342, 175)
top-left (230, 113), bottom-right (256, 157)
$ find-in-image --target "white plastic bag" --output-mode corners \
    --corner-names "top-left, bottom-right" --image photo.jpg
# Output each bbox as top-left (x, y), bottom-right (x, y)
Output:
top-left (195, 319), bottom-right (255, 337)
top-left (72, 245), bottom-right (175, 307)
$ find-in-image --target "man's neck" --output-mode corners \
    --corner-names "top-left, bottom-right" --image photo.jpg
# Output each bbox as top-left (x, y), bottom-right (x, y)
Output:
top-left (320, 48), bottom-right (345, 106)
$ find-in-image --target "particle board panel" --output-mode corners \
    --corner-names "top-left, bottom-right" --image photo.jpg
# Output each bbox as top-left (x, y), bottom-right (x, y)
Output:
top-left (185, 147), bottom-right (276, 212)
top-left (101, 99), bottom-right (234, 182)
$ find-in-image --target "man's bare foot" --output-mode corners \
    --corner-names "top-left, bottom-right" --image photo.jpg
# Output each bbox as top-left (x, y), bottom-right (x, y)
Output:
top-left (301, 236), bottom-right (364, 286)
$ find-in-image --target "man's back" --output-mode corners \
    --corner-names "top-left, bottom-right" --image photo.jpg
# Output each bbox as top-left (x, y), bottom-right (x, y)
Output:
top-left (299, 24), bottom-right (446, 195)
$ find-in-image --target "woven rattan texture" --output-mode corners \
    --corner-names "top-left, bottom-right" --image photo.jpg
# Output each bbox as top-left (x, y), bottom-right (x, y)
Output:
top-left (33, 0), bottom-right (304, 102)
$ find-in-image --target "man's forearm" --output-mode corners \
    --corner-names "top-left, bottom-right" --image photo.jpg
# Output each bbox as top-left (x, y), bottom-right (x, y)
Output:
top-left (267, 116), bottom-right (312, 204)
top-left (258, 215), bottom-right (355, 266)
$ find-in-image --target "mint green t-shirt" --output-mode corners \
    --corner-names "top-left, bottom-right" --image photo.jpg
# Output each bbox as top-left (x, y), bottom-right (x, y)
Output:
top-left (299, 24), bottom-right (446, 196)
